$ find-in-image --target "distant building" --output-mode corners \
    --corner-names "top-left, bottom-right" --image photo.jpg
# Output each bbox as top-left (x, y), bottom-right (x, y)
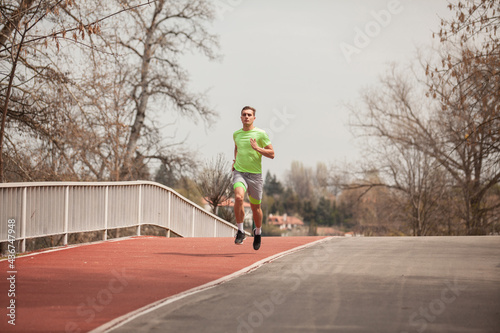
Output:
top-left (268, 213), bottom-right (304, 230)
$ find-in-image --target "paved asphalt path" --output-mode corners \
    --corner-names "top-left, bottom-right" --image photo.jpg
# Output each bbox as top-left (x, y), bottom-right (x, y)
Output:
top-left (0, 236), bottom-right (325, 333)
top-left (108, 236), bottom-right (500, 333)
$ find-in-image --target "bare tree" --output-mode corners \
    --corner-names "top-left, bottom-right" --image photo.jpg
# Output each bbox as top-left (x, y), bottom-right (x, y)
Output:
top-left (286, 161), bottom-right (314, 200)
top-left (314, 161), bottom-right (337, 197)
top-left (425, 0), bottom-right (500, 234)
top-left (1, 0), bottom-right (220, 182)
top-left (347, 65), bottom-right (447, 235)
top-left (432, 0), bottom-right (499, 103)
top-left (350, 57), bottom-right (499, 235)
top-left (336, 170), bottom-right (399, 236)
top-left (1, 0), bottom-right (68, 181)
top-left (196, 153), bottom-right (233, 215)
top-left (343, 0), bottom-right (499, 235)
top-left (108, 0), bottom-right (219, 180)
top-left (0, 0), bottom-right (135, 181)
top-left (386, 144), bottom-right (452, 235)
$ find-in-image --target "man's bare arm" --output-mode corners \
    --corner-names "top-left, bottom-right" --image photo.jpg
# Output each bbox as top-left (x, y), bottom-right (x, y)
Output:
top-left (250, 139), bottom-right (275, 159)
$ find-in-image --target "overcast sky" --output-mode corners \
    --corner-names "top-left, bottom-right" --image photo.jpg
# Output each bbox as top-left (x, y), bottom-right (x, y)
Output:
top-left (170, 0), bottom-right (453, 180)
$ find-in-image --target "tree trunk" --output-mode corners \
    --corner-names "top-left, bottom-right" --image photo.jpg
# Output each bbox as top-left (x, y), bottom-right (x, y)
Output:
top-left (121, 1), bottom-right (164, 180)
top-left (0, 29), bottom-right (26, 182)
top-left (0, 0), bottom-right (35, 49)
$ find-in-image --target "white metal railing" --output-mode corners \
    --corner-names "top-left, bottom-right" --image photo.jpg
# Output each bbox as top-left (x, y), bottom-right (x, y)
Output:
top-left (0, 181), bottom-right (238, 252)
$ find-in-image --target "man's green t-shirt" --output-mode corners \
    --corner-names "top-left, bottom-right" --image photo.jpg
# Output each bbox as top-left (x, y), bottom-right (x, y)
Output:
top-left (233, 127), bottom-right (271, 174)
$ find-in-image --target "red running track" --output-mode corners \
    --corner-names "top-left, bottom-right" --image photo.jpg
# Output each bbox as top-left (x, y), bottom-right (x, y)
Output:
top-left (0, 236), bottom-right (325, 333)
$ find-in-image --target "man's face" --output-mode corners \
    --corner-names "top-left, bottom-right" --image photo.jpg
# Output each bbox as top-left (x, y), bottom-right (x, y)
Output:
top-left (241, 110), bottom-right (255, 125)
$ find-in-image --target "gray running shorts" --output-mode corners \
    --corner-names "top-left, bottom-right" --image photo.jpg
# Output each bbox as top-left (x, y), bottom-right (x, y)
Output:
top-left (233, 170), bottom-right (263, 204)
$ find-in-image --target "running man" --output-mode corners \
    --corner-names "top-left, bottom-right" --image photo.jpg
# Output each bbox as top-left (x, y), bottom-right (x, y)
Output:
top-left (232, 106), bottom-right (275, 250)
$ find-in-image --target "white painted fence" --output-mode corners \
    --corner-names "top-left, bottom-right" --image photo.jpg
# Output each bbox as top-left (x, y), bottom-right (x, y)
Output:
top-left (0, 181), bottom-right (237, 252)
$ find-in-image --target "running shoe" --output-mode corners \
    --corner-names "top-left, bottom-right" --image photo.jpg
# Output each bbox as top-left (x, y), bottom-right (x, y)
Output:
top-left (253, 229), bottom-right (261, 250)
top-left (235, 230), bottom-right (246, 245)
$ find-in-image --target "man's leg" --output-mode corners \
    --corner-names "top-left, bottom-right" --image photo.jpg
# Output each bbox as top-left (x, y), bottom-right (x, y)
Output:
top-left (250, 202), bottom-right (262, 250)
top-left (250, 203), bottom-right (263, 229)
top-left (234, 186), bottom-right (246, 225)
top-left (247, 173), bottom-right (264, 250)
top-left (234, 185), bottom-right (246, 244)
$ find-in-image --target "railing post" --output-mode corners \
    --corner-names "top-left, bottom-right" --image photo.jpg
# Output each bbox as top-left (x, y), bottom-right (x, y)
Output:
top-left (167, 191), bottom-right (171, 238)
top-left (21, 187), bottom-right (27, 253)
top-left (192, 207), bottom-right (195, 237)
top-left (104, 186), bottom-right (109, 241)
top-left (137, 185), bottom-right (142, 236)
top-left (63, 186), bottom-right (69, 246)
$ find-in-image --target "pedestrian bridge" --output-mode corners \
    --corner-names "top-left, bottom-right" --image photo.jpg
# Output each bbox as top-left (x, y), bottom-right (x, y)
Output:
top-left (0, 181), bottom-right (238, 253)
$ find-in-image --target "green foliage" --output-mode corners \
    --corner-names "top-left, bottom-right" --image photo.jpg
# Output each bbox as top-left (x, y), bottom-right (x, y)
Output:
top-left (308, 220), bottom-right (317, 236)
top-left (261, 169), bottom-right (355, 232)
top-left (282, 187), bottom-right (302, 216)
top-left (264, 171), bottom-right (284, 196)
top-left (316, 197), bottom-right (333, 226)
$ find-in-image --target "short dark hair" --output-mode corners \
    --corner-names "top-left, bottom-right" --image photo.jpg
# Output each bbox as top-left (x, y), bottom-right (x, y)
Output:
top-left (241, 106), bottom-right (256, 116)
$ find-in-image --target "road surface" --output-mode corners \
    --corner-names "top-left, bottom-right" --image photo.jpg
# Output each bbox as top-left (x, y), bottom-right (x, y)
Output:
top-left (106, 236), bottom-right (500, 333)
